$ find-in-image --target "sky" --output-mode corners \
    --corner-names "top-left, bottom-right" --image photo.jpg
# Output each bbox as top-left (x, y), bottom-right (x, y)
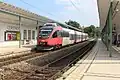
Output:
top-left (3, 0), bottom-right (99, 27)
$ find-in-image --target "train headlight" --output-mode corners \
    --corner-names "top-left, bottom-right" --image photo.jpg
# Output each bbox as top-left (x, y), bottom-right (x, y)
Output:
top-left (40, 42), bottom-right (47, 45)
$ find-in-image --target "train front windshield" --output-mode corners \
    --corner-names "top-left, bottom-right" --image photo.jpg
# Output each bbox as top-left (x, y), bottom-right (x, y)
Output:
top-left (39, 28), bottom-right (53, 38)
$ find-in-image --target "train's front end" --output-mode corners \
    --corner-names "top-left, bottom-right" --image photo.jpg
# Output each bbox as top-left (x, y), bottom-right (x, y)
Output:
top-left (37, 23), bottom-right (63, 51)
top-left (37, 25), bottom-right (54, 50)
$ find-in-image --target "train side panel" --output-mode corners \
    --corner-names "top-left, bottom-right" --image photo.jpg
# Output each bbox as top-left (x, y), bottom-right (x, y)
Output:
top-left (36, 23), bottom-right (89, 50)
top-left (47, 27), bottom-right (63, 47)
top-left (76, 31), bottom-right (82, 43)
top-left (69, 29), bottom-right (76, 44)
top-left (62, 28), bottom-right (71, 46)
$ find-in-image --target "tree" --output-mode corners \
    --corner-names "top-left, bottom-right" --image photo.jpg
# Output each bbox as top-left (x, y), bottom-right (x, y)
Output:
top-left (65, 20), bottom-right (81, 29)
top-left (95, 27), bottom-right (101, 37)
top-left (84, 25), bottom-right (96, 37)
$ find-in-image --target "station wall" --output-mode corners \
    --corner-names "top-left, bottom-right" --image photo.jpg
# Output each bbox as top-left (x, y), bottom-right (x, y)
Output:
top-left (0, 3), bottom-right (52, 48)
top-left (0, 22), bottom-right (37, 48)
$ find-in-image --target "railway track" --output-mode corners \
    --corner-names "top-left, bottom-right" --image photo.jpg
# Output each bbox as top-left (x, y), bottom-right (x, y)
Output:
top-left (24, 40), bottom-right (96, 80)
top-left (0, 40), bottom-right (95, 80)
top-left (0, 52), bottom-right (43, 67)
top-left (0, 41), bottom-right (88, 67)
top-left (0, 49), bottom-right (55, 67)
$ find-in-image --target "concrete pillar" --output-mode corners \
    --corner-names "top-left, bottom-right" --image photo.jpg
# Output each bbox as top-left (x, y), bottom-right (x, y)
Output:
top-left (19, 16), bottom-right (21, 48)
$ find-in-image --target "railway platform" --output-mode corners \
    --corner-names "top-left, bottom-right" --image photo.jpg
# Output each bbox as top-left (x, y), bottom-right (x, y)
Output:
top-left (57, 39), bottom-right (120, 80)
top-left (112, 46), bottom-right (120, 53)
top-left (0, 44), bottom-right (35, 56)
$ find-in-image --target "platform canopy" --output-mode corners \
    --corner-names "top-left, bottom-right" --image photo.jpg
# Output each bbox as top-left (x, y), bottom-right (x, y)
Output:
top-left (97, 0), bottom-right (120, 31)
top-left (0, 2), bottom-right (82, 31)
top-left (97, 0), bottom-right (111, 28)
top-left (0, 2), bottom-right (53, 22)
top-left (0, 2), bottom-right (54, 26)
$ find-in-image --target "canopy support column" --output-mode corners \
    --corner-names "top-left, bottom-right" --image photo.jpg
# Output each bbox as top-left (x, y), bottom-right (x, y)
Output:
top-left (108, 2), bottom-right (113, 57)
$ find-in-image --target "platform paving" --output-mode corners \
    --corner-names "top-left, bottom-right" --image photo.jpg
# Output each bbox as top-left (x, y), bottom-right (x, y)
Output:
top-left (112, 45), bottom-right (120, 53)
top-left (57, 39), bottom-right (120, 80)
top-left (0, 44), bottom-right (35, 56)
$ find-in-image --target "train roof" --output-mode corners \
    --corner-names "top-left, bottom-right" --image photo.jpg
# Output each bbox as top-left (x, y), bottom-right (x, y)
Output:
top-left (48, 21), bottom-right (82, 32)
top-left (44, 23), bottom-right (58, 27)
top-left (57, 22), bottom-right (82, 32)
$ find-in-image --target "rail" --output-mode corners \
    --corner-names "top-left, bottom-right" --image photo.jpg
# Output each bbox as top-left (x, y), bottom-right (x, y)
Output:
top-left (24, 40), bottom-right (96, 80)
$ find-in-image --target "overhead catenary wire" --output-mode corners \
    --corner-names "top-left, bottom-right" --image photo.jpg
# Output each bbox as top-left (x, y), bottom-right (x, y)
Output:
top-left (19, 0), bottom-right (54, 16)
top-left (68, 0), bottom-right (82, 29)
top-left (1, 0), bottom-right (82, 31)
top-left (0, 6), bottom-right (49, 24)
top-left (19, 0), bottom-right (63, 21)
top-left (2, 0), bottom-right (74, 24)
top-left (0, 0), bottom-right (56, 23)
top-left (69, 0), bottom-right (81, 13)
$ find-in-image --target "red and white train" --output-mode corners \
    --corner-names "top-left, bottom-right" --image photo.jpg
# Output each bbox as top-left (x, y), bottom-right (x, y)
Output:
top-left (36, 22), bottom-right (88, 50)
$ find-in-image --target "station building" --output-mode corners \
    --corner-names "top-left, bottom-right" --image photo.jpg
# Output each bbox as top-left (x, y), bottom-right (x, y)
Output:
top-left (0, 2), bottom-right (53, 48)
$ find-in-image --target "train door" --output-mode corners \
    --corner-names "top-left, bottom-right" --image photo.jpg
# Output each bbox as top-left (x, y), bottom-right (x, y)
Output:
top-left (62, 31), bottom-right (70, 46)
top-left (48, 30), bottom-right (62, 47)
top-left (74, 31), bottom-right (77, 43)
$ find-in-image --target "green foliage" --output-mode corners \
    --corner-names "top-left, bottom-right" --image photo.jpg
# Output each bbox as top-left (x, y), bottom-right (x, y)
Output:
top-left (65, 20), bottom-right (81, 29)
top-left (65, 20), bottom-right (100, 38)
top-left (95, 27), bottom-right (101, 37)
top-left (0, 0), bottom-right (3, 2)
top-left (84, 25), bottom-right (100, 37)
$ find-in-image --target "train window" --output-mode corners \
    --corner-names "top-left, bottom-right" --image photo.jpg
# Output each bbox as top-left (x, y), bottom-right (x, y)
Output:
top-left (70, 34), bottom-right (72, 40)
top-left (60, 31), bottom-right (69, 37)
top-left (76, 35), bottom-right (78, 39)
top-left (77, 35), bottom-right (79, 39)
top-left (52, 31), bottom-right (58, 38)
top-left (70, 34), bottom-right (74, 40)
top-left (78, 35), bottom-right (80, 39)
top-left (61, 31), bottom-right (64, 37)
top-left (64, 32), bottom-right (66, 37)
top-left (64, 31), bottom-right (69, 37)
top-left (44, 24), bottom-right (55, 27)
top-left (73, 34), bottom-right (75, 40)
top-left (66, 32), bottom-right (69, 37)
top-left (57, 31), bottom-right (62, 37)
top-left (39, 28), bottom-right (53, 38)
